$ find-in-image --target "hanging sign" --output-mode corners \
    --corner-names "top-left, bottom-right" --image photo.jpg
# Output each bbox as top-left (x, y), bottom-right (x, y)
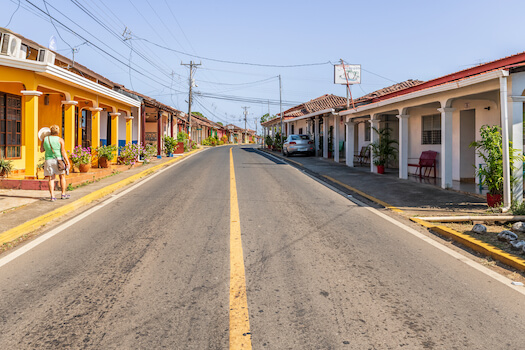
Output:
top-left (334, 64), bottom-right (361, 85)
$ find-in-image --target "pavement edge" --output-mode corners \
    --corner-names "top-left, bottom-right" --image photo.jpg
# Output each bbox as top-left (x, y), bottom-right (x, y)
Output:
top-left (0, 149), bottom-right (202, 246)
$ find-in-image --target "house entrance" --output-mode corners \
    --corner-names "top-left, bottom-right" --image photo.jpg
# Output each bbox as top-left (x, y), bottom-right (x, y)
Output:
top-left (460, 109), bottom-right (476, 182)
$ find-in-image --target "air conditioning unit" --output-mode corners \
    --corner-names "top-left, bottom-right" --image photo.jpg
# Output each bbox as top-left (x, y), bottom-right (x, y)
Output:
top-left (0, 33), bottom-right (22, 58)
top-left (37, 49), bottom-right (56, 65)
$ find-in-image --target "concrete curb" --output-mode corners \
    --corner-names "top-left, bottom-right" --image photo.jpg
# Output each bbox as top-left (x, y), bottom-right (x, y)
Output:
top-left (411, 218), bottom-right (525, 272)
top-left (0, 148), bottom-right (202, 246)
top-left (260, 148), bottom-right (525, 273)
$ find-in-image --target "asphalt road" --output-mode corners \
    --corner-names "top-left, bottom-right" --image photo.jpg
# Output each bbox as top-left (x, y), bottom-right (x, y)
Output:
top-left (1, 145), bottom-right (525, 349)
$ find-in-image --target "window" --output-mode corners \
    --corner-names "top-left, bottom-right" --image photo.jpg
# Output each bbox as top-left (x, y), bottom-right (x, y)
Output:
top-left (0, 93), bottom-right (22, 158)
top-left (422, 114), bottom-right (441, 145)
top-left (364, 122), bottom-right (371, 142)
top-left (298, 127), bottom-right (303, 134)
top-left (291, 124), bottom-right (295, 134)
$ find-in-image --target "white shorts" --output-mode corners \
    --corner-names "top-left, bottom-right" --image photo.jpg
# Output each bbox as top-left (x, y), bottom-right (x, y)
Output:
top-left (44, 159), bottom-right (66, 178)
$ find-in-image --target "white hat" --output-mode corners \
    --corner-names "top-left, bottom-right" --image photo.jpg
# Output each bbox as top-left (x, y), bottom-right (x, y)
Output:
top-left (38, 127), bottom-right (51, 141)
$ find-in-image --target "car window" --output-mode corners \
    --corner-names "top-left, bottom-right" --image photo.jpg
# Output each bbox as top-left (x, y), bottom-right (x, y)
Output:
top-left (299, 135), bottom-right (310, 140)
top-left (291, 135), bottom-right (300, 140)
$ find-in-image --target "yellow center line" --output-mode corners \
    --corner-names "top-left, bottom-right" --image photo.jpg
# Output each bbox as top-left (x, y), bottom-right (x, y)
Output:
top-left (229, 147), bottom-right (252, 349)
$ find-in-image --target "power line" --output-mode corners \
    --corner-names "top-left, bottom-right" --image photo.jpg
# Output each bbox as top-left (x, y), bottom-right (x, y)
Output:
top-left (198, 76), bottom-right (278, 86)
top-left (24, 0), bottom-right (181, 93)
top-left (195, 92), bottom-right (300, 106)
top-left (134, 36), bottom-right (332, 68)
top-left (5, 0), bottom-right (20, 27)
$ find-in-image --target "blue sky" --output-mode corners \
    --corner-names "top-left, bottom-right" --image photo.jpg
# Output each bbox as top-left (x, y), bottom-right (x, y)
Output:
top-left (3, 0), bottom-right (525, 129)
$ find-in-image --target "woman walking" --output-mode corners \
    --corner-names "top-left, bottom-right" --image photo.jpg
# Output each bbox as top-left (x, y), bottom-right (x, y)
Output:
top-left (40, 125), bottom-right (70, 201)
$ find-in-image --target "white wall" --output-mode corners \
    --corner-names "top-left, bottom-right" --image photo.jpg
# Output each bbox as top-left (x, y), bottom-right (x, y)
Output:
top-left (100, 111), bottom-right (108, 143)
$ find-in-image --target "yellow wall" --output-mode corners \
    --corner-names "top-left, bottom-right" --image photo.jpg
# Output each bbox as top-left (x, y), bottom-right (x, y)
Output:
top-left (0, 66), bottom-right (137, 176)
top-left (38, 94), bottom-right (62, 130)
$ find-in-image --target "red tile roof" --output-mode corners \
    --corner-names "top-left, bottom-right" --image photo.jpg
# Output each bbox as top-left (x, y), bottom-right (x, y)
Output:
top-left (369, 51), bottom-right (525, 103)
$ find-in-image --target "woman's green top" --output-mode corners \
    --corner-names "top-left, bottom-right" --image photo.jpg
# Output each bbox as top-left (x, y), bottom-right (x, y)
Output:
top-left (44, 136), bottom-right (62, 160)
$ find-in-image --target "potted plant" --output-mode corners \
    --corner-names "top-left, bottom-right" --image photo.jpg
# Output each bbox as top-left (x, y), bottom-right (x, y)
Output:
top-left (176, 132), bottom-right (189, 153)
top-left (118, 142), bottom-right (142, 166)
top-left (370, 127), bottom-right (398, 174)
top-left (265, 135), bottom-right (273, 149)
top-left (328, 127), bottom-right (334, 158)
top-left (68, 146), bottom-right (92, 173)
top-left (96, 144), bottom-right (117, 168)
top-left (36, 156), bottom-right (45, 179)
top-left (470, 125), bottom-right (522, 207)
top-left (273, 132), bottom-right (282, 151)
top-left (163, 135), bottom-right (178, 156)
top-left (0, 158), bottom-right (14, 178)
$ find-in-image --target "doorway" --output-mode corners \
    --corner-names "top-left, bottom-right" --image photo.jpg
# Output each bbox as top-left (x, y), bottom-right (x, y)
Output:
top-left (460, 109), bottom-right (476, 182)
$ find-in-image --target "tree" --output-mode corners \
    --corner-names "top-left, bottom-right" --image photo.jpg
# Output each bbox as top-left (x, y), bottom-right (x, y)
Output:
top-left (193, 111), bottom-right (206, 119)
top-left (260, 113), bottom-right (275, 124)
top-left (216, 122), bottom-right (223, 126)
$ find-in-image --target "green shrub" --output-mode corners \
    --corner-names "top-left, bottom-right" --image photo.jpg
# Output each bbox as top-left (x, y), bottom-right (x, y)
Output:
top-left (96, 144), bottom-right (117, 161)
top-left (163, 136), bottom-right (178, 154)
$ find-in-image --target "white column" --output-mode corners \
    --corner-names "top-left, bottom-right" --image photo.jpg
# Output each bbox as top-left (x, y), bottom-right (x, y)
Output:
top-left (314, 116), bottom-right (320, 157)
top-left (334, 114), bottom-right (340, 162)
top-left (286, 122), bottom-right (291, 136)
top-left (323, 116), bottom-right (329, 158)
top-left (500, 73), bottom-right (511, 208)
top-left (397, 114), bottom-right (410, 179)
top-left (438, 107), bottom-right (455, 189)
top-left (345, 120), bottom-right (355, 167)
top-left (370, 117), bottom-right (379, 172)
top-left (510, 96), bottom-right (525, 203)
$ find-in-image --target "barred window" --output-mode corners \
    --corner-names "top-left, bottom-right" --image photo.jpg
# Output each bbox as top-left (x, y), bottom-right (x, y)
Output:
top-left (422, 114), bottom-right (441, 145)
top-left (0, 93), bottom-right (22, 158)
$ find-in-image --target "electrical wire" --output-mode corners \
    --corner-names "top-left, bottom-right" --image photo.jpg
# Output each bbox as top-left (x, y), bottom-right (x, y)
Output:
top-left (195, 92), bottom-right (300, 106)
top-left (43, 0), bottom-right (73, 51)
top-left (38, 0), bottom-right (177, 89)
top-left (5, 0), bottom-right (20, 27)
top-left (24, 0), bottom-right (181, 92)
top-left (134, 36), bottom-right (332, 68)
top-left (198, 76), bottom-right (278, 86)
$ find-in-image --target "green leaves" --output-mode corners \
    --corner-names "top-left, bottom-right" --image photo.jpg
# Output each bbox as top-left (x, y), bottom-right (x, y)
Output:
top-left (470, 125), bottom-right (523, 195)
top-left (370, 127), bottom-right (398, 166)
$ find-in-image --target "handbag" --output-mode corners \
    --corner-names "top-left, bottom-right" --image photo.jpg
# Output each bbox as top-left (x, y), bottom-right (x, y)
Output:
top-left (47, 136), bottom-right (67, 171)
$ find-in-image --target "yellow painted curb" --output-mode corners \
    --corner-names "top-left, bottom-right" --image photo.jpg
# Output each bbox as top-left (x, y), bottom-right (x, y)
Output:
top-left (322, 175), bottom-right (404, 213)
top-left (410, 217), bottom-right (525, 272)
top-left (0, 149), bottom-right (201, 246)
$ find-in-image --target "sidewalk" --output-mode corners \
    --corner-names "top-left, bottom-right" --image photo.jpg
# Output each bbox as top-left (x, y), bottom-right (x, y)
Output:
top-left (262, 149), bottom-right (487, 217)
top-left (260, 148), bottom-right (525, 274)
top-left (0, 149), bottom-right (203, 250)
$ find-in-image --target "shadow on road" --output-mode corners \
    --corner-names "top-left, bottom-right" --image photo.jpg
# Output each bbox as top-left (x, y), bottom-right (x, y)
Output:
top-left (241, 148), bottom-right (286, 165)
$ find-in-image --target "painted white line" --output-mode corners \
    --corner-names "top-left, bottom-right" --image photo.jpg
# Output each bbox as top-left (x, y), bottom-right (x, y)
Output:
top-left (257, 149), bottom-right (525, 296)
top-left (0, 152), bottom-right (201, 269)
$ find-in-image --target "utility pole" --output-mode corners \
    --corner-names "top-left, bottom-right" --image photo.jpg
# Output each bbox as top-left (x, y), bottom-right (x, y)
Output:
top-left (279, 75), bottom-right (283, 155)
top-left (242, 106), bottom-right (249, 143)
top-left (181, 61), bottom-right (201, 141)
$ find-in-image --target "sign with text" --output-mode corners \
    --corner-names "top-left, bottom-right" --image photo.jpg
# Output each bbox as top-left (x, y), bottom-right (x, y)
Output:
top-left (334, 64), bottom-right (361, 85)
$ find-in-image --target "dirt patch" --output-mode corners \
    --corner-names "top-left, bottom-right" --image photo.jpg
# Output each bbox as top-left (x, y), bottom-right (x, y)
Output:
top-left (438, 221), bottom-right (525, 282)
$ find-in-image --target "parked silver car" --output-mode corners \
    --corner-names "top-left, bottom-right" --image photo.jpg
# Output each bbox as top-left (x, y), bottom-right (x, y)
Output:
top-left (283, 134), bottom-right (314, 156)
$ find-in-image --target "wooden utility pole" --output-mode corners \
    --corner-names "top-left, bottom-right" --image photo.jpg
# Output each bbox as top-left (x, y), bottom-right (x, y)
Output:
top-left (181, 61), bottom-right (201, 140)
top-left (242, 106), bottom-right (249, 143)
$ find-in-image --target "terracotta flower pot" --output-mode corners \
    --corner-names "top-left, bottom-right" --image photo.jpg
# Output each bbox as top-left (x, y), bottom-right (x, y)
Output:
top-left (98, 156), bottom-right (111, 168)
top-left (377, 165), bottom-right (385, 174)
top-left (79, 163), bottom-right (91, 173)
top-left (487, 193), bottom-right (502, 208)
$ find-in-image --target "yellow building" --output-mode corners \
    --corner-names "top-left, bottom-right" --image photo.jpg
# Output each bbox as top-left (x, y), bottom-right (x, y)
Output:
top-left (0, 28), bottom-right (141, 178)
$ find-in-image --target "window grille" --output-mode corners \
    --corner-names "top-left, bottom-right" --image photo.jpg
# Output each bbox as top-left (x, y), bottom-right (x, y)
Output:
top-left (0, 93), bottom-right (22, 158)
top-left (422, 114), bottom-right (441, 145)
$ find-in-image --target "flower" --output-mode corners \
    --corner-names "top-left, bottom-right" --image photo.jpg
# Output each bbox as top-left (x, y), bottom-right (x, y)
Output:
top-left (68, 146), bottom-right (92, 165)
